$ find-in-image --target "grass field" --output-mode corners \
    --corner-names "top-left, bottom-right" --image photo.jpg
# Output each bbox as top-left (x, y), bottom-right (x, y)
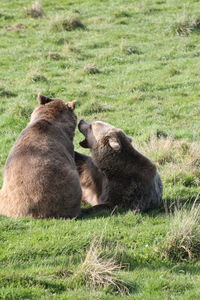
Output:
top-left (0, 0), bottom-right (200, 299)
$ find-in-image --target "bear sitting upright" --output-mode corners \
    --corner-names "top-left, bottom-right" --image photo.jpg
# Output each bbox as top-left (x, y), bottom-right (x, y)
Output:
top-left (78, 120), bottom-right (162, 212)
top-left (0, 95), bottom-right (81, 218)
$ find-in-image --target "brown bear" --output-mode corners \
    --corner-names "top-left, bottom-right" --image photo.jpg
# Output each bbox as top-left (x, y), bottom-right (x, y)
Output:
top-left (75, 151), bottom-right (105, 206)
top-left (0, 95), bottom-right (81, 218)
top-left (78, 120), bottom-right (162, 212)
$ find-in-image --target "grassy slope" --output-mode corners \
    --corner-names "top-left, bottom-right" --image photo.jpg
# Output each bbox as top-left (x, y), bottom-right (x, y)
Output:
top-left (0, 0), bottom-right (200, 299)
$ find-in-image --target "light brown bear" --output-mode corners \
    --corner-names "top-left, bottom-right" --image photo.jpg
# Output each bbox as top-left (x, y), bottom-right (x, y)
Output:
top-left (0, 95), bottom-right (81, 218)
top-left (75, 151), bottom-right (105, 206)
top-left (78, 120), bottom-right (162, 212)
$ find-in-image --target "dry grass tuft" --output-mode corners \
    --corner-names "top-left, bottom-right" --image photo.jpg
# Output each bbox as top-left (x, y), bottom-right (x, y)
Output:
top-left (163, 205), bottom-right (200, 261)
top-left (129, 89), bottom-right (144, 101)
top-left (84, 64), bottom-right (100, 74)
top-left (27, 70), bottom-right (47, 83)
top-left (62, 15), bottom-right (85, 31)
top-left (25, 1), bottom-right (45, 18)
top-left (46, 52), bottom-right (62, 60)
top-left (51, 15), bottom-right (85, 32)
top-left (5, 24), bottom-right (27, 31)
top-left (143, 136), bottom-right (200, 179)
top-left (172, 18), bottom-right (200, 36)
top-left (72, 239), bottom-right (130, 293)
top-left (138, 136), bottom-right (200, 188)
top-left (141, 136), bottom-right (181, 165)
top-left (120, 42), bottom-right (142, 55)
top-left (62, 42), bottom-right (80, 57)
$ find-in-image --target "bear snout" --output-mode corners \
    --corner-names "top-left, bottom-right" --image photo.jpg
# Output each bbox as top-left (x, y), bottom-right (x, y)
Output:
top-left (78, 120), bottom-right (90, 135)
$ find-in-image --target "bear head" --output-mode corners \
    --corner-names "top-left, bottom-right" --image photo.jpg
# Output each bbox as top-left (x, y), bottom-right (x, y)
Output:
top-left (30, 94), bottom-right (77, 139)
top-left (78, 120), bottom-right (133, 172)
top-left (78, 120), bottom-right (157, 181)
top-left (78, 120), bottom-right (132, 150)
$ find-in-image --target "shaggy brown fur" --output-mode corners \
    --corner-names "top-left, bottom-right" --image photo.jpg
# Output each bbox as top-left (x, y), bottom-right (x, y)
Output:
top-left (78, 120), bottom-right (162, 212)
top-left (0, 95), bottom-right (81, 218)
top-left (75, 151), bottom-right (104, 206)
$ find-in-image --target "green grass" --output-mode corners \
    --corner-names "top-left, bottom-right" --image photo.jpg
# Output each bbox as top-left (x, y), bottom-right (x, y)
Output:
top-left (0, 0), bottom-right (200, 299)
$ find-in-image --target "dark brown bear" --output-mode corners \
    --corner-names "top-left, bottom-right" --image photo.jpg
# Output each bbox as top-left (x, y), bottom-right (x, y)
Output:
top-left (0, 95), bottom-right (81, 218)
top-left (78, 120), bottom-right (162, 212)
top-left (75, 151), bottom-right (105, 206)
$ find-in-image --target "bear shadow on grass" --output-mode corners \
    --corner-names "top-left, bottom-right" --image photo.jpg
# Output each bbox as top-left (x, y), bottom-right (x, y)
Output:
top-left (78, 205), bottom-right (164, 220)
top-left (79, 196), bottom-right (200, 219)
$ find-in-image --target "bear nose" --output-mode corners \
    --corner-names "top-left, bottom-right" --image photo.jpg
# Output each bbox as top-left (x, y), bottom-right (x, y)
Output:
top-left (78, 120), bottom-right (85, 130)
top-left (78, 120), bottom-right (90, 133)
top-left (79, 119), bottom-right (84, 125)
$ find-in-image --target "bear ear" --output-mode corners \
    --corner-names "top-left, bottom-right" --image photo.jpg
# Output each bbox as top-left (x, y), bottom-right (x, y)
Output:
top-left (67, 101), bottom-right (76, 111)
top-left (108, 136), bottom-right (120, 151)
top-left (38, 94), bottom-right (52, 105)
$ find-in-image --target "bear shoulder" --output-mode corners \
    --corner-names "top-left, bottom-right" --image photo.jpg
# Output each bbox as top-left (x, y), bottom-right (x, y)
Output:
top-left (30, 119), bottom-right (52, 132)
